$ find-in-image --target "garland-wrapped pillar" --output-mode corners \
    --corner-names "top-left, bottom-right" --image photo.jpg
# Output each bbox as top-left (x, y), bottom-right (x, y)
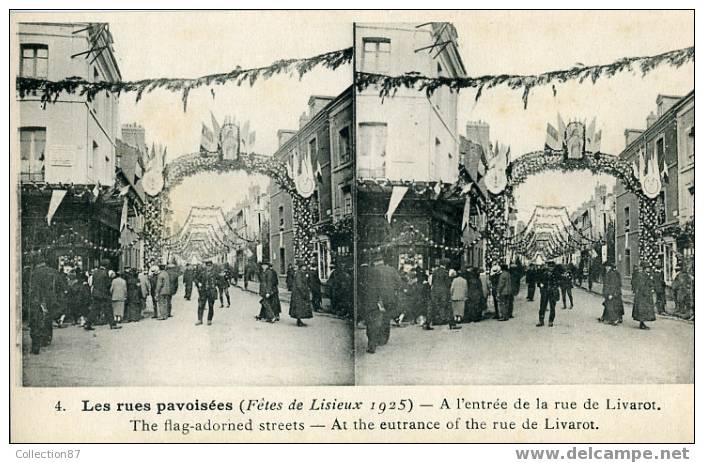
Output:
top-left (143, 195), bottom-right (164, 267)
top-left (292, 195), bottom-right (314, 266)
top-left (485, 192), bottom-right (508, 268)
top-left (638, 194), bottom-right (659, 266)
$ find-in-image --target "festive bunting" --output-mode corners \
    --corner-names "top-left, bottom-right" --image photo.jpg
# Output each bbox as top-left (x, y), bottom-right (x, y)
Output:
top-left (46, 189), bottom-right (67, 226)
top-left (386, 186), bottom-right (409, 224)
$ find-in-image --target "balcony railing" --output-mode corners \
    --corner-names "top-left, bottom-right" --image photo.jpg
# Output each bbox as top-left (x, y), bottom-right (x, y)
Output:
top-left (20, 172), bottom-right (45, 183)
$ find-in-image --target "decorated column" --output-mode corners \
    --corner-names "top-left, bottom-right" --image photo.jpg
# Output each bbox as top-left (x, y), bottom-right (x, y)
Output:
top-left (638, 194), bottom-right (659, 265)
top-left (485, 192), bottom-right (508, 268)
top-left (143, 195), bottom-right (164, 266)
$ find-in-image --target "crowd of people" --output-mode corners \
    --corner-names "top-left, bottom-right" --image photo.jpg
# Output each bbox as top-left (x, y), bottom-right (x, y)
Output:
top-left (23, 253), bottom-right (355, 355)
top-left (358, 254), bottom-right (695, 354)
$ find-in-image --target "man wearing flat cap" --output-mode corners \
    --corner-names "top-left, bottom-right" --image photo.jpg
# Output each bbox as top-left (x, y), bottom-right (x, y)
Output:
top-left (425, 258), bottom-right (460, 330)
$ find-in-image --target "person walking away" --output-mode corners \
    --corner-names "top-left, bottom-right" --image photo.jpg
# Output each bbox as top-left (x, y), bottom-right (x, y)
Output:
top-left (672, 266), bottom-right (693, 319)
top-left (289, 260), bottom-right (313, 327)
top-left (148, 266), bottom-right (159, 318)
top-left (425, 258), bottom-right (459, 330)
top-left (138, 268), bottom-right (151, 318)
top-left (86, 259), bottom-right (118, 330)
top-left (216, 266), bottom-right (231, 308)
top-left (652, 263), bottom-right (667, 314)
top-left (183, 263), bottom-right (194, 300)
top-left (155, 264), bottom-right (171, 321)
top-left (69, 270), bottom-right (91, 326)
top-left (356, 263), bottom-right (370, 327)
top-left (525, 264), bottom-right (537, 301)
top-left (308, 264), bottom-right (322, 313)
top-left (110, 271), bottom-right (127, 325)
top-left (166, 262), bottom-right (180, 317)
top-left (125, 268), bottom-right (142, 322)
top-left (285, 263), bottom-right (295, 292)
top-left (631, 265), bottom-right (656, 330)
top-left (537, 262), bottom-right (560, 327)
top-left (489, 265), bottom-right (502, 319)
top-left (509, 261), bottom-right (523, 312)
top-left (599, 262), bottom-right (623, 325)
top-left (27, 255), bottom-right (61, 354)
top-left (450, 269), bottom-right (467, 325)
top-left (560, 263), bottom-right (574, 309)
top-left (497, 264), bottom-right (513, 322)
top-left (257, 260), bottom-right (281, 322)
top-left (195, 261), bottom-right (218, 325)
top-left (365, 255), bottom-right (402, 353)
top-left (465, 268), bottom-right (485, 322)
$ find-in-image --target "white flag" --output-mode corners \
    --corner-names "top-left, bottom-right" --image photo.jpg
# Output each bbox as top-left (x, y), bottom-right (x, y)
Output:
top-left (461, 195), bottom-right (472, 231)
top-left (385, 186), bottom-right (408, 223)
top-left (47, 190), bottom-right (67, 226)
top-left (119, 185), bottom-right (130, 196)
top-left (120, 197), bottom-right (129, 231)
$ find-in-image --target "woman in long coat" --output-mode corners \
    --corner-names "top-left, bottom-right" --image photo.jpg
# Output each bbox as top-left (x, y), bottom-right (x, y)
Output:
top-left (289, 261), bottom-right (313, 327)
top-left (258, 261), bottom-right (281, 322)
top-left (125, 269), bottom-right (143, 322)
top-left (449, 269), bottom-right (467, 323)
top-left (631, 265), bottom-right (656, 329)
top-left (600, 263), bottom-right (624, 325)
top-left (465, 268), bottom-right (486, 322)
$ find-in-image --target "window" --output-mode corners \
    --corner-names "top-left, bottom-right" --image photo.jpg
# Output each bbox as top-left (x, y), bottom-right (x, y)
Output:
top-left (358, 122), bottom-right (387, 178)
top-left (624, 248), bottom-right (631, 276)
top-left (316, 240), bottom-right (330, 280)
top-left (337, 126), bottom-right (351, 165)
top-left (656, 137), bottom-right (665, 165)
top-left (344, 190), bottom-right (352, 215)
top-left (278, 206), bottom-right (284, 229)
top-left (310, 191), bottom-right (320, 223)
top-left (656, 191), bottom-right (666, 225)
top-left (19, 127), bottom-right (46, 181)
top-left (279, 248), bottom-right (286, 274)
top-left (624, 206), bottom-right (630, 232)
top-left (687, 126), bottom-right (694, 161)
top-left (20, 44), bottom-right (48, 78)
top-left (308, 137), bottom-right (317, 161)
top-left (362, 37), bottom-right (390, 73)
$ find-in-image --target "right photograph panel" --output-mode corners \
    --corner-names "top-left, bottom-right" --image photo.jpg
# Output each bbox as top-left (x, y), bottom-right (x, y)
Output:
top-left (353, 15), bottom-right (694, 386)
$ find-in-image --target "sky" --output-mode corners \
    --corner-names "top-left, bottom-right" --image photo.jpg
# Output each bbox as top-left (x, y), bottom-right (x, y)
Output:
top-left (450, 11), bottom-right (693, 221)
top-left (105, 12), bottom-right (353, 228)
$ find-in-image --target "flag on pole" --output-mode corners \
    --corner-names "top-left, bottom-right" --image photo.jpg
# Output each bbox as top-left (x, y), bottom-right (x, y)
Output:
top-left (545, 123), bottom-right (561, 150)
top-left (47, 190), bottom-right (67, 226)
top-left (248, 130), bottom-right (256, 147)
top-left (92, 181), bottom-right (101, 199)
top-left (385, 186), bottom-right (408, 223)
top-left (210, 112), bottom-right (221, 139)
top-left (120, 197), bottom-right (129, 231)
top-left (119, 185), bottom-right (130, 196)
top-left (200, 123), bottom-right (215, 153)
top-left (315, 160), bottom-right (323, 180)
top-left (461, 194), bottom-right (472, 231)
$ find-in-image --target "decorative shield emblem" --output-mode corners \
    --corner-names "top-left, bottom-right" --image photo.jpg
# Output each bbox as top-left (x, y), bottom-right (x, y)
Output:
top-left (142, 169), bottom-right (164, 197)
top-left (485, 165), bottom-right (507, 194)
top-left (564, 122), bottom-right (585, 160)
top-left (642, 173), bottom-right (662, 199)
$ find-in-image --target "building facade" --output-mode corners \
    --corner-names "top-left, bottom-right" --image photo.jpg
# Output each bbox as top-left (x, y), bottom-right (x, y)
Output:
top-left (615, 91), bottom-right (693, 287)
top-left (269, 88), bottom-right (354, 283)
top-left (355, 22), bottom-right (468, 271)
top-left (18, 22), bottom-right (123, 271)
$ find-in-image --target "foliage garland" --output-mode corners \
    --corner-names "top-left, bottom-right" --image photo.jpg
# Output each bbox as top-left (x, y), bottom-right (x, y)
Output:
top-left (356, 46), bottom-right (693, 108)
top-left (17, 47), bottom-right (353, 111)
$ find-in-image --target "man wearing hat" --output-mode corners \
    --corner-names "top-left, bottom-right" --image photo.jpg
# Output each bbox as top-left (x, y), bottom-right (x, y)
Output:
top-left (366, 255), bottom-right (402, 352)
top-left (308, 263), bottom-right (322, 313)
top-left (489, 264), bottom-right (502, 319)
top-left (166, 261), bottom-right (180, 317)
top-left (536, 261), bottom-right (560, 327)
top-left (289, 260), bottom-right (313, 327)
top-left (425, 258), bottom-right (459, 330)
top-left (599, 261), bottom-right (623, 325)
top-left (652, 263), bottom-right (667, 315)
top-left (155, 263), bottom-right (172, 321)
top-left (257, 259), bottom-right (281, 322)
top-left (27, 255), bottom-right (63, 353)
top-left (195, 260), bottom-right (218, 325)
top-left (86, 258), bottom-right (119, 330)
top-left (672, 265), bottom-right (693, 319)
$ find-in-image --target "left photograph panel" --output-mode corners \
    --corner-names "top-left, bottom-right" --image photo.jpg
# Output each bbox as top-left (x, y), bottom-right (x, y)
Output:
top-left (12, 12), bottom-right (355, 387)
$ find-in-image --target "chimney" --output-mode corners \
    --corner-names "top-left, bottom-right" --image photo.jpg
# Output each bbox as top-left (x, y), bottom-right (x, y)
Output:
top-left (656, 94), bottom-right (681, 117)
top-left (277, 129), bottom-right (297, 148)
top-left (646, 111), bottom-right (657, 128)
top-left (308, 95), bottom-right (334, 118)
top-left (299, 111), bottom-right (310, 129)
top-left (624, 129), bottom-right (644, 148)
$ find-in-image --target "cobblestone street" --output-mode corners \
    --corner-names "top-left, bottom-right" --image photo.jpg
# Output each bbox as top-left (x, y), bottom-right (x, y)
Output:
top-left (355, 286), bottom-right (694, 385)
top-left (22, 285), bottom-right (354, 387)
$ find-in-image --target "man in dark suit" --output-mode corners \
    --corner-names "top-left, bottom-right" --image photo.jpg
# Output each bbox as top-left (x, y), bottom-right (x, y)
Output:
top-left (366, 255), bottom-right (402, 353)
top-left (166, 261), bottom-right (180, 317)
top-left (537, 262), bottom-right (560, 327)
top-left (86, 258), bottom-right (118, 330)
top-left (183, 263), bottom-right (194, 300)
top-left (27, 255), bottom-right (63, 353)
top-left (308, 264), bottom-right (322, 313)
top-left (425, 258), bottom-right (460, 330)
top-left (195, 260), bottom-right (218, 325)
top-left (652, 263), bottom-right (667, 314)
top-left (525, 264), bottom-right (537, 301)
